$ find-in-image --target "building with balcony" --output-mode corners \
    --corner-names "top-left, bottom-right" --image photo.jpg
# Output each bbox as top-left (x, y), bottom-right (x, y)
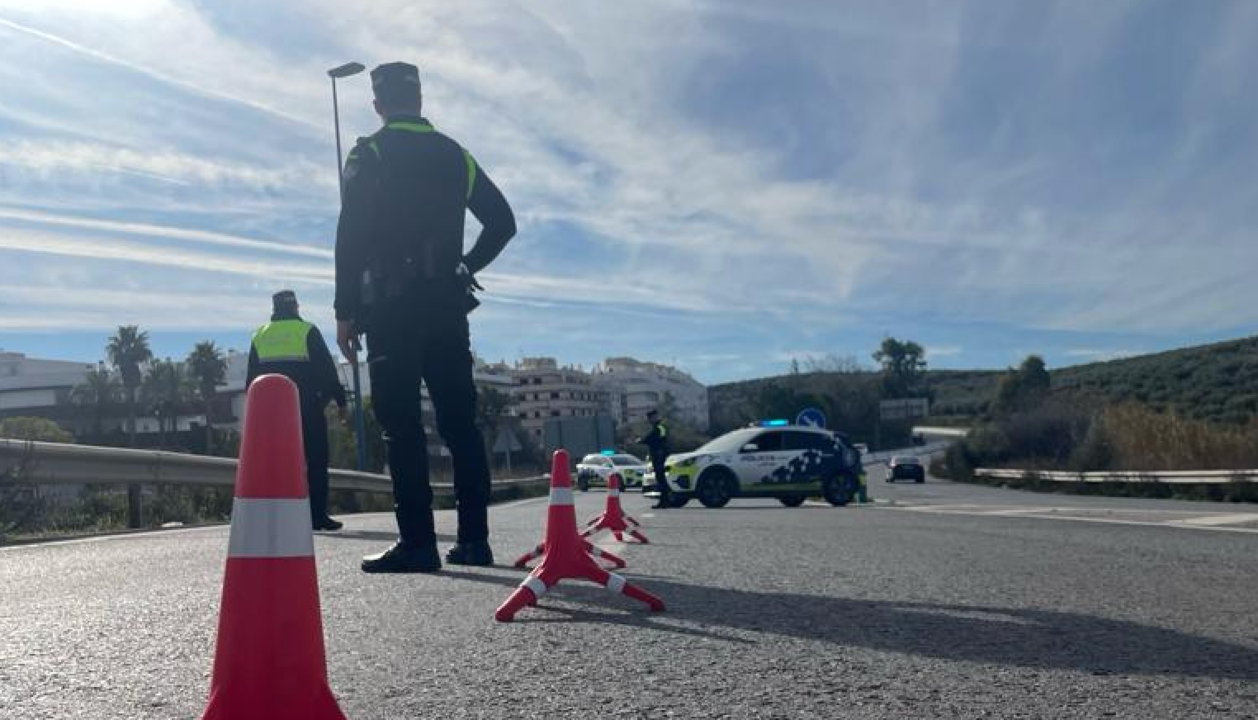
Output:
top-left (510, 357), bottom-right (608, 444)
top-left (592, 356), bottom-right (709, 431)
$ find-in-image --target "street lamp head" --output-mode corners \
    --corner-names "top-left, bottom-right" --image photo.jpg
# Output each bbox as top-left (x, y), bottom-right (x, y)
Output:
top-left (327, 62), bottom-right (365, 79)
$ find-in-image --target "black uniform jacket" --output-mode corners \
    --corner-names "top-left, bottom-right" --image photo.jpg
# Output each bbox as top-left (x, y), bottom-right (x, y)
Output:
top-left (334, 115), bottom-right (516, 325)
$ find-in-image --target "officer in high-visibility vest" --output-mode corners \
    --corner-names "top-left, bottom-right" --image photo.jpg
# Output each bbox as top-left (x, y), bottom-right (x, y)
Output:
top-left (637, 409), bottom-right (671, 508)
top-left (335, 62), bottom-right (516, 573)
top-left (247, 290), bottom-right (348, 531)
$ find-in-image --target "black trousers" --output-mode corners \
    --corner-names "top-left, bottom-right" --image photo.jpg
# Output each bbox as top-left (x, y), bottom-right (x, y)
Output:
top-left (651, 455), bottom-right (668, 495)
top-left (301, 405), bottom-right (330, 521)
top-left (367, 309), bottom-right (491, 547)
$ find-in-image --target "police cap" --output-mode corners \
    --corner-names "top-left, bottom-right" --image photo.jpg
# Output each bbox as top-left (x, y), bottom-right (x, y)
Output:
top-left (371, 62), bottom-right (421, 101)
top-left (272, 289), bottom-right (298, 312)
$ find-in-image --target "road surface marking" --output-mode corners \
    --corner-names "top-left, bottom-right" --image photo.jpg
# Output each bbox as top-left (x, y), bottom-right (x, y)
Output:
top-left (881, 504), bottom-right (1258, 534)
top-left (1175, 513), bottom-right (1258, 527)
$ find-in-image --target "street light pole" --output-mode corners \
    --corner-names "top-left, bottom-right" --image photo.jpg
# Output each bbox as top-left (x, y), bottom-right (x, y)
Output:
top-left (328, 61), bottom-right (367, 471)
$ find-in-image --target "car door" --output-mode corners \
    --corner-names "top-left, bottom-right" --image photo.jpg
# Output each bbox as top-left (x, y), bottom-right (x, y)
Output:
top-left (783, 430), bottom-right (842, 484)
top-left (755, 431), bottom-right (820, 488)
top-left (733, 431), bottom-right (788, 489)
top-left (595, 456), bottom-right (614, 479)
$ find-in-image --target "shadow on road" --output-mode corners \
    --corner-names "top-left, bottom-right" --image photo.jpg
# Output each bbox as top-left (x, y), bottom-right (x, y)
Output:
top-left (439, 568), bottom-right (753, 645)
top-left (437, 567), bottom-right (1258, 680)
top-left (317, 529), bottom-right (454, 543)
top-left (641, 577), bottom-right (1258, 681)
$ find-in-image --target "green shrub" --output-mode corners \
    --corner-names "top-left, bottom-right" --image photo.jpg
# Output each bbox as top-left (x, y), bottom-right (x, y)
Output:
top-left (0, 417), bottom-right (73, 443)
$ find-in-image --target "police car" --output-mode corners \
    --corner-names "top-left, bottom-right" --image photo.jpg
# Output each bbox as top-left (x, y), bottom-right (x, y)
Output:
top-left (575, 451), bottom-right (651, 492)
top-left (658, 421), bottom-right (862, 508)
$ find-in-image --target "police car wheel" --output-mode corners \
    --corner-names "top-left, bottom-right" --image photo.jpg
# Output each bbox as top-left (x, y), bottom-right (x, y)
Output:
top-left (778, 495), bottom-right (807, 508)
top-left (822, 475), bottom-right (852, 507)
top-left (577, 476), bottom-right (590, 492)
top-left (696, 469), bottom-right (735, 508)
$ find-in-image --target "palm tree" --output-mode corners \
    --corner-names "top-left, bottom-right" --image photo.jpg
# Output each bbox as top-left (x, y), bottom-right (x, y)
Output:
top-left (106, 325), bottom-right (153, 448)
top-left (141, 358), bottom-right (190, 449)
top-left (186, 341), bottom-right (227, 454)
top-left (70, 365), bottom-right (121, 440)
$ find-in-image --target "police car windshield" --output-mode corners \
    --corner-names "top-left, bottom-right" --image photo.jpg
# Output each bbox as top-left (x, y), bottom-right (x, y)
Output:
top-left (610, 455), bottom-right (641, 466)
top-left (695, 428), bottom-right (762, 454)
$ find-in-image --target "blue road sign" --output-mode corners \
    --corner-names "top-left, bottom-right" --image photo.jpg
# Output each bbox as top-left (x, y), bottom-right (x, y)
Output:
top-left (796, 407), bottom-right (826, 428)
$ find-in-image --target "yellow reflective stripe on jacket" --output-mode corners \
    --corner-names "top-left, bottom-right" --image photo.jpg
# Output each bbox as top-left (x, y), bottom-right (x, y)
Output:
top-left (658, 423), bottom-right (668, 438)
top-left (462, 148), bottom-right (476, 199)
top-left (252, 320), bottom-right (312, 362)
top-left (386, 120), bottom-right (434, 134)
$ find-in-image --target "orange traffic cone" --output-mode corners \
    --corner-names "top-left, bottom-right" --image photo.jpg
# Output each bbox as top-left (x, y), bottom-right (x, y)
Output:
top-left (496, 450), bottom-right (665, 622)
top-left (201, 374), bottom-right (348, 720)
top-left (582, 473), bottom-right (650, 544)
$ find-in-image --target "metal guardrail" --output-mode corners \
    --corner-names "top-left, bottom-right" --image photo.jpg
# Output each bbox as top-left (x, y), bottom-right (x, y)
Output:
top-left (863, 441), bottom-right (952, 467)
top-left (975, 467), bottom-right (1258, 485)
top-left (0, 438), bottom-right (549, 500)
top-left (911, 425), bottom-right (970, 438)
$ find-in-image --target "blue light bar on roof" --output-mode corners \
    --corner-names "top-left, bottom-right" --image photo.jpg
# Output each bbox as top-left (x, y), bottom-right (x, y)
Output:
top-left (600, 449), bottom-right (616, 456)
top-left (761, 419), bottom-right (789, 427)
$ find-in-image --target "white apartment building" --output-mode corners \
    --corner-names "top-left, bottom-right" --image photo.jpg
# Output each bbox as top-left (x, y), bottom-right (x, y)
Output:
top-left (592, 356), bottom-right (709, 431)
top-left (510, 357), bottom-right (608, 444)
top-left (0, 351), bottom-right (95, 419)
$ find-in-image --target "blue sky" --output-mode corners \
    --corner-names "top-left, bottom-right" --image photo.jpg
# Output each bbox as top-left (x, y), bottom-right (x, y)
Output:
top-left (0, 0), bottom-right (1254, 384)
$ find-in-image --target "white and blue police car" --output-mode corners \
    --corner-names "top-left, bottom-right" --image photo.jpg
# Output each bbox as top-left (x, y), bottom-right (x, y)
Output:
top-left (658, 420), bottom-right (863, 508)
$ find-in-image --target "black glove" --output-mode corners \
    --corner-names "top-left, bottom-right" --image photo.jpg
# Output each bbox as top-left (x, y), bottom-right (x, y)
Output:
top-left (456, 262), bottom-right (483, 313)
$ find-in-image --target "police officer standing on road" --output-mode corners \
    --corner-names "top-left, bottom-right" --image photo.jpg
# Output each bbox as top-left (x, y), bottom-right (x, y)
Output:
top-left (638, 409), bottom-right (671, 509)
top-left (335, 62), bottom-right (516, 573)
top-left (247, 290), bottom-right (348, 531)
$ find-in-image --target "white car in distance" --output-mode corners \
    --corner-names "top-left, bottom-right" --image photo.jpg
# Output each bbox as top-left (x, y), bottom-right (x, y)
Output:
top-left (575, 452), bottom-right (650, 491)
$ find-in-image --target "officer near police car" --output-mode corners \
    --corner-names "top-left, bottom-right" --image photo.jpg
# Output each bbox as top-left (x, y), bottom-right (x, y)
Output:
top-left (335, 61), bottom-right (516, 573)
top-left (247, 290), bottom-right (347, 531)
top-left (638, 409), bottom-right (671, 508)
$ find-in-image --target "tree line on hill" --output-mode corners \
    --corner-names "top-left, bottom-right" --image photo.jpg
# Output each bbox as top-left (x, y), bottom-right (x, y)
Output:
top-left (708, 334), bottom-right (1258, 479)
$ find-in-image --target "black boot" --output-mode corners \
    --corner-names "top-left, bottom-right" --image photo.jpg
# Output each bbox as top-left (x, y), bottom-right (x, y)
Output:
top-left (314, 516), bottom-right (343, 532)
top-left (651, 486), bottom-right (671, 509)
top-left (445, 541), bottom-right (494, 566)
top-left (361, 541), bottom-right (441, 573)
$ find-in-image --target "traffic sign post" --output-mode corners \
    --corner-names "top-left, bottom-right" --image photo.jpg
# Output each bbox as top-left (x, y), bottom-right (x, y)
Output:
top-left (875, 397), bottom-right (930, 451)
top-left (796, 407), bottom-right (827, 428)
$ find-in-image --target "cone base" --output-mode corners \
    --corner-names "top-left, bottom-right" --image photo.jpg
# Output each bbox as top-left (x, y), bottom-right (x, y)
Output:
top-left (202, 682), bottom-right (347, 720)
top-left (495, 544), bottom-right (665, 622)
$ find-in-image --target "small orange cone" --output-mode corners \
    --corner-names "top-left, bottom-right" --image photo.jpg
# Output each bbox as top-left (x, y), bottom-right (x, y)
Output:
top-left (496, 450), bottom-right (664, 622)
top-left (201, 374), bottom-right (348, 720)
top-left (582, 473), bottom-right (650, 544)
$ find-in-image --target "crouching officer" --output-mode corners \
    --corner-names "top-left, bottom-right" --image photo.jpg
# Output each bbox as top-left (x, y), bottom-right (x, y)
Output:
top-left (638, 409), bottom-right (671, 509)
top-left (247, 290), bottom-right (348, 531)
top-left (335, 61), bottom-right (516, 573)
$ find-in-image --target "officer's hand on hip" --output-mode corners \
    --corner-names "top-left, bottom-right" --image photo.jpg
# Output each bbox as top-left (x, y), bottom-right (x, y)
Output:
top-left (337, 321), bottom-right (361, 363)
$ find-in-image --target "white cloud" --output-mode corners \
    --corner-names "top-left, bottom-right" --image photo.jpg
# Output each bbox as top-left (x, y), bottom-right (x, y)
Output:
top-left (0, 206), bottom-right (333, 259)
top-left (0, 141), bottom-right (335, 194)
top-left (926, 345), bottom-right (964, 358)
top-left (0, 0), bottom-right (1255, 380)
top-left (1063, 348), bottom-right (1142, 362)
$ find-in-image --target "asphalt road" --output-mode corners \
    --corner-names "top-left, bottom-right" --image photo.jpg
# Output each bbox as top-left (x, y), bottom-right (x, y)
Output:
top-left (2, 474), bottom-right (1256, 719)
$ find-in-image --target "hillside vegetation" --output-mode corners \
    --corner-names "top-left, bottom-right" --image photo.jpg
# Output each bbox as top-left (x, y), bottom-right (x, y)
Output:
top-left (1052, 336), bottom-right (1258, 425)
top-left (710, 335), bottom-right (1258, 432)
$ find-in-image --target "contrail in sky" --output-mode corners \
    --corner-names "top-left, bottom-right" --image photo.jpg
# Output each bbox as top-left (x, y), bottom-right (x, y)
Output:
top-left (0, 14), bottom-right (321, 132)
